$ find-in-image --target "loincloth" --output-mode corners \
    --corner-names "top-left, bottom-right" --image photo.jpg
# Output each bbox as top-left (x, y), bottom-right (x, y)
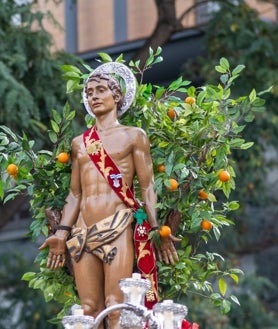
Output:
top-left (66, 209), bottom-right (133, 263)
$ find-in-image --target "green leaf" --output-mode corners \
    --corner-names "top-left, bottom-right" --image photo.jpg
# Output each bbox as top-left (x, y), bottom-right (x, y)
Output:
top-left (146, 54), bottom-right (154, 66)
top-left (0, 179), bottom-right (3, 200)
top-left (61, 65), bottom-right (81, 74)
top-left (249, 89), bottom-right (256, 103)
top-left (4, 192), bottom-right (19, 203)
top-left (154, 56), bottom-right (163, 65)
top-left (210, 292), bottom-right (222, 300)
top-left (97, 52), bottom-right (113, 62)
top-left (215, 65), bottom-right (227, 74)
top-left (66, 111), bottom-right (76, 121)
top-left (21, 272), bottom-right (36, 281)
top-left (229, 273), bottom-right (239, 284)
top-left (218, 277), bottom-right (227, 296)
top-left (230, 138), bottom-right (245, 147)
top-left (52, 110), bottom-right (62, 124)
top-left (244, 113), bottom-right (255, 122)
top-left (220, 57), bottom-right (230, 70)
top-left (63, 71), bottom-right (80, 80)
top-left (230, 294), bottom-right (240, 305)
top-left (50, 120), bottom-right (59, 133)
top-left (0, 135), bottom-right (9, 146)
top-left (232, 64), bottom-right (245, 75)
top-left (228, 201), bottom-right (240, 211)
top-left (213, 225), bottom-right (221, 241)
top-left (158, 141), bottom-right (169, 148)
top-left (208, 193), bottom-right (217, 202)
top-left (0, 125), bottom-right (18, 141)
top-left (32, 278), bottom-right (45, 290)
top-left (66, 79), bottom-right (80, 93)
top-left (48, 131), bottom-right (58, 143)
top-left (221, 299), bottom-right (231, 314)
top-left (240, 142), bottom-right (254, 149)
top-left (168, 76), bottom-right (183, 91)
top-left (115, 53), bottom-right (125, 63)
top-left (155, 87), bottom-right (165, 100)
top-left (220, 74), bottom-right (229, 84)
top-left (155, 46), bottom-right (162, 56)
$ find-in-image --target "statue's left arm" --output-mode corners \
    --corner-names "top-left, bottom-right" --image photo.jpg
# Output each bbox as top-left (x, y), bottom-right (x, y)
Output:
top-left (133, 128), bottom-right (179, 265)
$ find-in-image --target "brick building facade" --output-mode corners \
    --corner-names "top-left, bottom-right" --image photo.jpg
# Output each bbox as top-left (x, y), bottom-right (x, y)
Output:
top-left (36, 0), bottom-right (276, 54)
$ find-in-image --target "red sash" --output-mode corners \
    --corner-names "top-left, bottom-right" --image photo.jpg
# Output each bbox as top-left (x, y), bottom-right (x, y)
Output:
top-left (83, 126), bottom-right (158, 308)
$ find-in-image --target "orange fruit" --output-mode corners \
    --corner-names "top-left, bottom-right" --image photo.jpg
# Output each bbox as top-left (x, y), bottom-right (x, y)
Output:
top-left (167, 108), bottom-right (176, 119)
top-left (201, 219), bottom-right (213, 231)
top-left (166, 178), bottom-right (179, 191)
top-left (185, 96), bottom-right (196, 105)
top-left (159, 225), bottom-right (171, 238)
top-left (218, 170), bottom-right (230, 182)
top-left (157, 164), bottom-right (166, 173)
top-left (198, 189), bottom-right (209, 200)
top-left (57, 152), bottom-right (70, 164)
top-left (6, 163), bottom-right (18, 176)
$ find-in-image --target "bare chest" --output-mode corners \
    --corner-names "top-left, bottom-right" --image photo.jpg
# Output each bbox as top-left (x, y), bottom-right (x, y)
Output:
top-left (78, 130), bottom-right (134, 174)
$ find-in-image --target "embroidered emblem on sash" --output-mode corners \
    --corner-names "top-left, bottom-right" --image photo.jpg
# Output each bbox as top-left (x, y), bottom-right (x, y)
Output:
top-left (110, 173), bottom-right (122, 188)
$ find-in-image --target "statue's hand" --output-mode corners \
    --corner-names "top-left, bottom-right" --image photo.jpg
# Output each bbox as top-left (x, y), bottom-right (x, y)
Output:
top-left (156, 234), bottom-right (181, 266)
top-left (39, 234), bottom-right (67, 270)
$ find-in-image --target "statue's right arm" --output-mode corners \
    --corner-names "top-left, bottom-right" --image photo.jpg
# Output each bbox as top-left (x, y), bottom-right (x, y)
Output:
top-left (39, 138), bottom-right (81, 269)
top-left (58, 137), bottom-right (82, 227)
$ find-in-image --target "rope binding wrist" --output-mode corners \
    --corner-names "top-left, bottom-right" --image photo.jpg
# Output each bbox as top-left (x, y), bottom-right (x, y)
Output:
top-left (56, 225), bottom-right (71, 231)
top-left (53, 225), bottom-right (72, 234)
top-left (149, 226), bottom-right (159, 232)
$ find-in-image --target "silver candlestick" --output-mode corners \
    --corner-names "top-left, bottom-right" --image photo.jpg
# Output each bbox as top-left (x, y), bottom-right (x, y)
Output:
top-left (61, 273), bottom-right (188, 329)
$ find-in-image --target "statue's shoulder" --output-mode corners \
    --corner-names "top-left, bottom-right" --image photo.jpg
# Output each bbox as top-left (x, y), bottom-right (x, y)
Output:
top-left (71, 134), bottom-right (84, 148)
top-left (124, 125), bottom-right (147, 137)
top-left (123, 126), bottom-right (149, 146)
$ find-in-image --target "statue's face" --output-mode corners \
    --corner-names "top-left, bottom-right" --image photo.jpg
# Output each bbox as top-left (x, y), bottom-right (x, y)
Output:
top-left (86, 78), bottom-right (120, 117)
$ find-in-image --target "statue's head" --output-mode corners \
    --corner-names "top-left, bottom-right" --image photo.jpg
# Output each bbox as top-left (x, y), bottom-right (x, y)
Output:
top-left (85, 73), bottom-right (124, 113)
top-left (83, 62), bottom-right (137, 118)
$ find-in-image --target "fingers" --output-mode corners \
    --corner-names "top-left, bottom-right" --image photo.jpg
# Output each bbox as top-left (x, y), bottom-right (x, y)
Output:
top-left (46, 252), bottom-right (66, 270)
top-left (38, 241), bottom-right (47, 250)
top-left (170, 234), bottom-right (182, 243)
top-left (157, 236), bottom-right (180, 265)
top-left (162, 250), bottom-right (170, 265)
top-left (157, 250), bottom-right (163, 263)
top-left (171, 249), bottom-right (179, 262)
top-left (159, 248), bottom-right (179, 265)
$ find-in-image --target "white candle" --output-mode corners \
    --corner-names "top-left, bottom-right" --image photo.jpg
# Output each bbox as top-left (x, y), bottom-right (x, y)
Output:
top-left (73, 308), bottom-right (84, 329)
top-left (73, 324), bottom-right (83, 329)
top-left (163, 300), bottom-right (174, 329)
top-left (130, 273), bottom-right (142, 305)
top-left (132, 273), bottom-right (141, 279)
top-left (73, 308), bottom-right (84, 316)
top-left (163, 310), bottom-right (174, 329)
top-left (130, 285), bottom-right (141, 305)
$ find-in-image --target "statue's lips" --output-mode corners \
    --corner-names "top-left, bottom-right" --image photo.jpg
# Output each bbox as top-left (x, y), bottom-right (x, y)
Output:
top-left (92, 103), bottom-right (102, 108)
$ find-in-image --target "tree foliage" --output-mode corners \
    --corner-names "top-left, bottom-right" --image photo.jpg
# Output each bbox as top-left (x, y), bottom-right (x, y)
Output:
top-left (185, 0), bottom-right (278, 207)
top-left (0, 0), bottom-right (83, 145)
top-left (0, 48), bottom-right (269, 324)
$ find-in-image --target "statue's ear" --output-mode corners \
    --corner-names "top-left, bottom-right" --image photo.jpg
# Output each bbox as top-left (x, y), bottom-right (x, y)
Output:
top-left (114, 93), bottom-right (121, 103)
